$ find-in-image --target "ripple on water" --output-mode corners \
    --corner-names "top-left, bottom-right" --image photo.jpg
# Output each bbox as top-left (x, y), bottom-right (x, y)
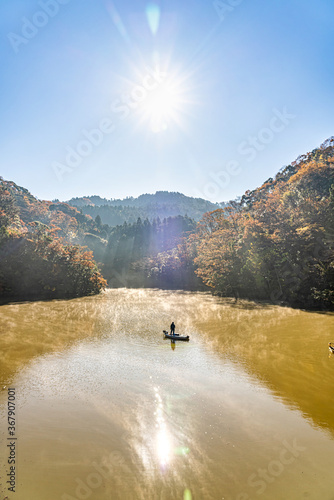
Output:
top-left (1, 289), bottom-right (334, 500)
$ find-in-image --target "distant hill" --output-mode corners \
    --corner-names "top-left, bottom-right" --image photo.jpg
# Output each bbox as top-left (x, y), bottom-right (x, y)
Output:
top-left (66, 191), bottom-right (225, 226)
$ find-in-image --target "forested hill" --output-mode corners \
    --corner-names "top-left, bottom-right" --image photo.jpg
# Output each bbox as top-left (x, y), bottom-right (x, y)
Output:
top-left (190, 137), bottom-right (334, 309)
top-left (0, 179), bottom-right (201, 297)
top-left (0, 178), bottom-right (110, 242)
top-left (1, 136), bottom-right (333, 306)
top-left (241, 136), bottom-right (334, 206)
top-left (0, 178), bottom-right (107, 301)
top-left (66, 191), bottom-right (224, 226)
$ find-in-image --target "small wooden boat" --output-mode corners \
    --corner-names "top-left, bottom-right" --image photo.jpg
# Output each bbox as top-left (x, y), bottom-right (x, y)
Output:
top-left (329, 342), bottom-right (334, 353)
top-left (163, 330), bottom-right (189, 341)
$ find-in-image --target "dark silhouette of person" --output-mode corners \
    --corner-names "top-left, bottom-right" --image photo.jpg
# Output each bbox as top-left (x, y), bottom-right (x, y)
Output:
top-left (170, 322), bottom-right (175, 335)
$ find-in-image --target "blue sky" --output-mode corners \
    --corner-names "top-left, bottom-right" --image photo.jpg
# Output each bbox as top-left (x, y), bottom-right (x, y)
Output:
top-left (0, 0), bottom-right (333, 202)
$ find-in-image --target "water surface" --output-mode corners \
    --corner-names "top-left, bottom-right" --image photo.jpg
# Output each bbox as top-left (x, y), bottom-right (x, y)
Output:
top-left (0, 289), bottom-right (334, 500)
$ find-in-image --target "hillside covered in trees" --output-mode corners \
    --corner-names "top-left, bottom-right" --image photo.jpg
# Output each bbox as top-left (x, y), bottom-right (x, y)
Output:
top-left (0, 179), bottom-right (107, 301)
top-left (102, 215), bottom-right (202, 289)
top-left (1, 138), bottom-right (333, 308)
top-left (189, 139), bottom-right (334, 309)
top-left (0, 179), bottom-right (201, 298)
top-left (66, 191), bottom-right (224, 226)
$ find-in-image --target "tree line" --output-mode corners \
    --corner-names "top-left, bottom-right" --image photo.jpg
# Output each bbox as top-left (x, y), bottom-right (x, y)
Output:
top-left (100, 215), bottom-right (201, 289)
top-left (1, 140), bottom-right (333, 309)
top-left (189, 146), bottom-right (334, 309)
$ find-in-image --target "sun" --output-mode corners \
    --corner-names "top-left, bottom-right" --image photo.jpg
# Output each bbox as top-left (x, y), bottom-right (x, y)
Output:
top-left (138, 72), bottom-right (189, 134)
top-left (142, 82), bottom-right (179, 132)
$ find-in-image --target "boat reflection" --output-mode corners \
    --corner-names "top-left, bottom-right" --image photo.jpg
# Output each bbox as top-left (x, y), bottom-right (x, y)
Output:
top-left (171, 340), bottom-right (176, 350)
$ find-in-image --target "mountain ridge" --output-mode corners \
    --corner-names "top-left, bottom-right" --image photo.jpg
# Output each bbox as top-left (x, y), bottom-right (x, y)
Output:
top-left (65, 190), bottom-right (226, 226)
top-left (65, 190), bottom-right (224, 209)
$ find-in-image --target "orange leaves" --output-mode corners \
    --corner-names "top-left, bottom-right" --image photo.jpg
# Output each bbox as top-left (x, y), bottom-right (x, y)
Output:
top-left (0, 179), bottom-right (109, 298)
top-left (190, 145), bottom-right (334, 304)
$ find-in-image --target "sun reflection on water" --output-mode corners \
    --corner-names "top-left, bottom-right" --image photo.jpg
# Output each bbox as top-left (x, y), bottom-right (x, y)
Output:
top-left (154, 386), bottom-right (172, 468)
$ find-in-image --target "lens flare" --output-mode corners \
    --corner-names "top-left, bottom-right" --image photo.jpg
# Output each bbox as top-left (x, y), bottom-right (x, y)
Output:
top-left (146, 3), bottom-right (161, 35)
top-left (105, 1), bottom-right (130, 44)
top-left (184, 489), bottom-right (192, 500)
top-left (183, 488), bottom-right (192, 500)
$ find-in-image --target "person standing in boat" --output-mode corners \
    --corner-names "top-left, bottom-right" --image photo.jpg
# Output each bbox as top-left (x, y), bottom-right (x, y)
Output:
top-left (170, 322), bottom-right (176, 336)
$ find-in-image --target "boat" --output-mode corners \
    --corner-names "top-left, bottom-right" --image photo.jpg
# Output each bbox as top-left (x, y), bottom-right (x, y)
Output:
top-left (329, 342), bottom-right (334, 353)
top-left (163, 330), bottom-right (189, 341)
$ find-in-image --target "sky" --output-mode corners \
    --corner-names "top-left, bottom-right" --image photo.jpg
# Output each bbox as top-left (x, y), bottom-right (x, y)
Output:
top-left (0, 0), bottom-right (333, 203)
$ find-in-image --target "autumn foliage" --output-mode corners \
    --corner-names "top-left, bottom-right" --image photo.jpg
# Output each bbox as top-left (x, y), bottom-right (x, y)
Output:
top-left (0, 180), bottom-right (106, 301)
top-left (1, 140), bottom-right (333, 308)
top-left (192, 146), bottom-right (334, 309)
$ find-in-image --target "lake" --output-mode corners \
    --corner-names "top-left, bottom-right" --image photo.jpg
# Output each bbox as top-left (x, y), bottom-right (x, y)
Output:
top-left (0, 289), bottom-right (334, 500)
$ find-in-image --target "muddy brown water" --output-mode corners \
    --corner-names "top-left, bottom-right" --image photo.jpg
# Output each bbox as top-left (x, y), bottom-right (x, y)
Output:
top-left (0, 289), bottom-right (334, 500)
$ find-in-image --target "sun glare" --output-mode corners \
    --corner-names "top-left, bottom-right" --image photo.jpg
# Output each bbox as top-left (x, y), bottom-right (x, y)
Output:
top-left (154, 386), bottom-right (172, 467)
top-left (137, 71), bottom-right (190, 134)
